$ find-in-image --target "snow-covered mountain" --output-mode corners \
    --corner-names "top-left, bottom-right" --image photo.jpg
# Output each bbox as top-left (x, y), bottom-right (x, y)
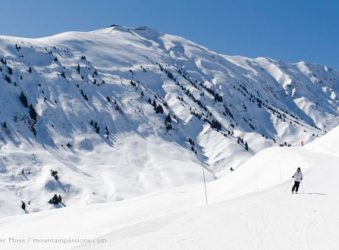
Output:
top-left (1, 124), bottom-right (338, 250)
top-left (0, 25), bottom-right (338, 217)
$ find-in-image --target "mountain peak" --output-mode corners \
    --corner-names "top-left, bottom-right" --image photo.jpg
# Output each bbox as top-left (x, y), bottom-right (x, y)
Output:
top-left (0, 26), bottom-right (338, 217)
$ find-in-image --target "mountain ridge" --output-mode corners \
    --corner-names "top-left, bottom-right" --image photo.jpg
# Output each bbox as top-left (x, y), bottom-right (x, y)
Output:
top-left (0, 25), bottom-right (337, 216)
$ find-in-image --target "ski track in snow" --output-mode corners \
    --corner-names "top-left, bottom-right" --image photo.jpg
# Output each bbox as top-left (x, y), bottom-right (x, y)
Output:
top-left (0, 25), bottom-right (338, 249)
top-left (0, 126), bottom-right (338, 250)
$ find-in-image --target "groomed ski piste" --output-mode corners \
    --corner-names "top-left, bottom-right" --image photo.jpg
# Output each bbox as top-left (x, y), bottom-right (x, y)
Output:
top-left (0, 125), bottom-right (338, 250)
top-left (0, 25), bottom-right (338, 219)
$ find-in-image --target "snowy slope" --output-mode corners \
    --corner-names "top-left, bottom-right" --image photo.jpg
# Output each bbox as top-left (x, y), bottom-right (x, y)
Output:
top-left (0, 126), bottom-right (338, 250)
top-left (0, 25), bottom-right (338, 217)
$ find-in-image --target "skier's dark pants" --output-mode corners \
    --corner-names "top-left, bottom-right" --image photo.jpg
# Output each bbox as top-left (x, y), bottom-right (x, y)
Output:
top-left (292, 181), bottom-right (300, 192)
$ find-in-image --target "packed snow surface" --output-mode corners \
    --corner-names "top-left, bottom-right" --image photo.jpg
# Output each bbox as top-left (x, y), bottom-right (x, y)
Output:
top-left (0, 25), bottom-right (338, 239)
top-left (0, 126), bottom-right (338, 250)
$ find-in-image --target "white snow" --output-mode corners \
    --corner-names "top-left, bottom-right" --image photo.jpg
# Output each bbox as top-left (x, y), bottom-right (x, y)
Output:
top-left (0, 25), bottom-right (338, 239)
top-left (0, 126), bottom-right (338, 250)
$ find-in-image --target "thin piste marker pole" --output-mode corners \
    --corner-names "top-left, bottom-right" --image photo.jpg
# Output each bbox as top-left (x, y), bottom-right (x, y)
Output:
top-left (202, 167), bottom-right (208, 205)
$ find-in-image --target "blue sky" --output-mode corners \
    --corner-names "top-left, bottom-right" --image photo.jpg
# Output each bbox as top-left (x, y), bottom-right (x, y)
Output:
top-left (1, 0), bottom-right (338, 68)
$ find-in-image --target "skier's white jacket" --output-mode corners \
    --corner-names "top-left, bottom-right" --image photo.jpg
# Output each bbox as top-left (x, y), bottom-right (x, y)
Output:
top-left (293, 171), bottom-right (303, 182)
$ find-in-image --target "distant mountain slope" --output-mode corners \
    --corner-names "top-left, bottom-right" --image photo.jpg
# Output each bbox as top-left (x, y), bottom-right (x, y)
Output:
top-left (0, 25), bottom-right (338, 216)
top-left (0, 126), bottom-right (338, 250)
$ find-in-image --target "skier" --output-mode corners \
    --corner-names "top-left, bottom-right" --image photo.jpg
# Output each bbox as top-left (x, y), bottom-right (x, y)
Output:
top-left (291, 167), bottom-right (303, 194)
